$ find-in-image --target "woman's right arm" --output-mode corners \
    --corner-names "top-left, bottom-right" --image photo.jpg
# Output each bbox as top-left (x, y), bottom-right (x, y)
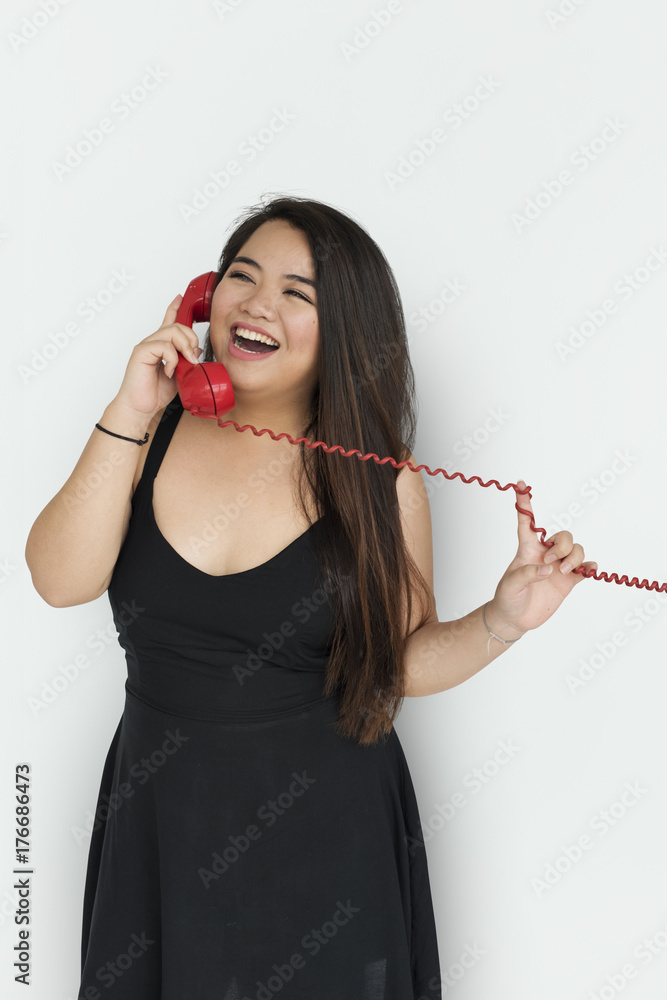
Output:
top-left (24, 295), bottom-right (201, 608)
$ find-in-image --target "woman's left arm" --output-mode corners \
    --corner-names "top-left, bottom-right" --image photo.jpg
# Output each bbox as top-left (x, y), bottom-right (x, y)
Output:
top-left (397, 460), bottom-right (598, 698)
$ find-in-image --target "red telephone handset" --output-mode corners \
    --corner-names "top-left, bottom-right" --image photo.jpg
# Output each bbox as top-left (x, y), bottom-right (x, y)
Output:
top-left (173, 271), bottom-right (235, 417)
top-left (170, 273), bottom-right (665, 593)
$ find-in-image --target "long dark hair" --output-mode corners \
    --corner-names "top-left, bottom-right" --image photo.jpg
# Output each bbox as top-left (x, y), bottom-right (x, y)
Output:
top-left (201, 195), bottom-right (435, 746)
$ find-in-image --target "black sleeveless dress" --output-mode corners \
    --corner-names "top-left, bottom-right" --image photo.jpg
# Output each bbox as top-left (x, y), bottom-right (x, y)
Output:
top-left (78, 395), bottom-right (442, 999)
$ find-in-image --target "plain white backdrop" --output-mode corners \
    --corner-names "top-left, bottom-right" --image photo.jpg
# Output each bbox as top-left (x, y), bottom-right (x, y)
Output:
top-left (3, 0), bottom-right (667, 996)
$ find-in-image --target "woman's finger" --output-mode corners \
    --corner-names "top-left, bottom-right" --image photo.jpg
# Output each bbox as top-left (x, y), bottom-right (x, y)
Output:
top-left (514, 479), bottom-right (541, 548)
top-left (543, 530), bottom-right (574, 562)
top-left (572, 560), bottom-right (598, 582)
top-left (161, 294), bottom-right (183, 328)
top-left (555, 542), bottom-right (586, 575)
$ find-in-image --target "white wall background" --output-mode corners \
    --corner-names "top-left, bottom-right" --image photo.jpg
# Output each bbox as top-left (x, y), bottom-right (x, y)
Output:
top-left (3, 0), bottom-right (667, 996)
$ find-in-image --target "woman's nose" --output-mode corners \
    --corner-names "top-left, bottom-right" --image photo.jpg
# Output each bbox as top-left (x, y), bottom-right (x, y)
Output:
top-left (241, 287), bottom-right (277, 317)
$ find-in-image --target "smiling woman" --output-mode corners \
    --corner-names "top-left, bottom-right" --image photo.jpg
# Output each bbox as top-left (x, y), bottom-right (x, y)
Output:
top-left (198, 203), bottom-right (437, 741)
top-left (26, 195), bottom-right (443, 998)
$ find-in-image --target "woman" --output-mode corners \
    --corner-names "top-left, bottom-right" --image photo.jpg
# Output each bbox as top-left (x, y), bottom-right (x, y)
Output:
top-left (25, 195), bottom-right (595, 999)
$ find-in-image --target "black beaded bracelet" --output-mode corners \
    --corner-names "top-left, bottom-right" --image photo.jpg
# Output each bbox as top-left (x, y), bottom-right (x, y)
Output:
top-left (95, 423), bottom-right (149, 446)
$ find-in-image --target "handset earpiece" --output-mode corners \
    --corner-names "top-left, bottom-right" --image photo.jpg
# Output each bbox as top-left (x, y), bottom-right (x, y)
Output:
top-left (173, 271), bottom-right (235, 417)
top-left (176, 271), bottom-right (217, 326)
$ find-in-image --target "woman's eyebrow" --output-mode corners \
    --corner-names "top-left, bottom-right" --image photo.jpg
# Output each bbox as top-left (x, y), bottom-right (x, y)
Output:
top-left (230, 255), bottom-right (317, 289)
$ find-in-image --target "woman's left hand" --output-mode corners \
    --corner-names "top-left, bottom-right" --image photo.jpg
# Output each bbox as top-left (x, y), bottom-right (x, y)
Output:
top-left (487, 480), bottom-right (598, 637)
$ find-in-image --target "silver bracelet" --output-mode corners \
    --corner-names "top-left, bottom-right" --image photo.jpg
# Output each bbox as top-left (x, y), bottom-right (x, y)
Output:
top-left (482, 602), bottom-right (524, 657)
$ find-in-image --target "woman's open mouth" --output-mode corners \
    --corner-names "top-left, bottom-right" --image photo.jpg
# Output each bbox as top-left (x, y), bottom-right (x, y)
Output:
top-left (228, 326), bottom-right (280, 360)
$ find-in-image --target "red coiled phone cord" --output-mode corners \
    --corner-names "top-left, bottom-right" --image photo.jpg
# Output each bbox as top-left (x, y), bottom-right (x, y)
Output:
top-left (200, 412), bottom-right (665, 594)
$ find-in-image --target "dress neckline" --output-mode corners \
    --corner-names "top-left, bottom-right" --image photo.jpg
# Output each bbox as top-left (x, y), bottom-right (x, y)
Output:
top-left (142, 393), bottom-right (324, 579)
top-left (148, 496), bottom-right (324, 580)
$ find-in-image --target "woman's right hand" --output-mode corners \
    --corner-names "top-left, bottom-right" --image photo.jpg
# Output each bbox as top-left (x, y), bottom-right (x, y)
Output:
top-left (112, 294), bottom-right (203, 417)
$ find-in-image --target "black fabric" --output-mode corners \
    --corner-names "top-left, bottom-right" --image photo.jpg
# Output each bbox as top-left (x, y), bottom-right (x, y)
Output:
top-left (78, 394), bottom-right (442, 999)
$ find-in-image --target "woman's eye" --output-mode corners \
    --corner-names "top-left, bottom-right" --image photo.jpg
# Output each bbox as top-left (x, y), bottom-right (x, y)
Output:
top-left (228, 271), bottom-right (311, 303)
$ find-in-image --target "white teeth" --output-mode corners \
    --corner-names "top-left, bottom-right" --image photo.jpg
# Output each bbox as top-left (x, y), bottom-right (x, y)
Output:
top-left (233, 327), bottom-right (279, 347)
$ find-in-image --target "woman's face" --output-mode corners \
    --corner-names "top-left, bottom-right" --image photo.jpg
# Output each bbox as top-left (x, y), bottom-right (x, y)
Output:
top-left (208, 219), bottom-right (320, 409)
